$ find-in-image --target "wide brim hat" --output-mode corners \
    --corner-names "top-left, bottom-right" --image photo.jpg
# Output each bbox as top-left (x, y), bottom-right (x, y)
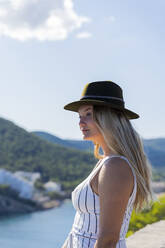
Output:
top-left (64, 81), bottom-right (139, 119)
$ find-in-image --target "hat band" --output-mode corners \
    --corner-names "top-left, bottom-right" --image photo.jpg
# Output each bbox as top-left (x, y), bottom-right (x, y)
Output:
top-left (81, 95), bottom-right (124, 103)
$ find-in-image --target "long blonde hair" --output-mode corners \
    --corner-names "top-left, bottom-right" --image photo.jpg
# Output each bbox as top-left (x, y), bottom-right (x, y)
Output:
top-left (93, 105), bottom-right (155, 212)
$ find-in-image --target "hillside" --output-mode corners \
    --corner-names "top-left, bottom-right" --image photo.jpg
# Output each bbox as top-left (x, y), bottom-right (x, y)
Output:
top-left (0, 118), bottom-right (96, 192)
top-left (33, 131), bottom-right (165, 169)
top-left (0, 116), bottom-right (164, 194)
top-left (32, 131), bottom-right (93, 151)
top-left (143, 138), bottom-right (165, 152)
top-left (143, 138), bottom-right (165, 168)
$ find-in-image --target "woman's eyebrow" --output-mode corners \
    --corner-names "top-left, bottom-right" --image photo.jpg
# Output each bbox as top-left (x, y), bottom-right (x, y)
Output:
top-left (78, 107), bottom-right (92, 115)
top-left (84, 107), bottom-right (92, 112)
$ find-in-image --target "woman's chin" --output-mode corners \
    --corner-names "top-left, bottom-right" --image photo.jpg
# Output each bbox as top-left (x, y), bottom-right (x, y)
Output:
top-left (82, 135), bottom-right (92, 141)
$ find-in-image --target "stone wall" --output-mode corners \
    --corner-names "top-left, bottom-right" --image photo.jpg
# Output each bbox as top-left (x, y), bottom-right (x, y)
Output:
top-left (126, 220), bottom-right (165, 248)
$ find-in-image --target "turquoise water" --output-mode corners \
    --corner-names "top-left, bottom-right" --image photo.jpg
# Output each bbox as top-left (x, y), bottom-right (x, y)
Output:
top-left (0, 200), bottom-right (75, 248)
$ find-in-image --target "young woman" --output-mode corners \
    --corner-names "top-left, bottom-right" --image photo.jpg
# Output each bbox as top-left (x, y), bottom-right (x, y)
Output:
top-left (62, 81), bottom-right (154, 248)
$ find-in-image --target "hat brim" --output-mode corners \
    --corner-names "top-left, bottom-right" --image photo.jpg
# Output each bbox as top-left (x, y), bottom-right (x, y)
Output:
top-left (64, 99), bottom-right (139, 119)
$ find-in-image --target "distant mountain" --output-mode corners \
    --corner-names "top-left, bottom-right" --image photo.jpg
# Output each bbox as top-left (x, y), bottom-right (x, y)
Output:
top-left (32, 131), bottom-right (93, 151)
top-left (0, 116), bottom-right (164, 195)
top-left (143, 138), bottom-right (165, 152)
top-left (143, 139), bottom-right (165, 169)
top-left (33, 131), bottom-right (165, 169)
top-left (0, 118), bottom-right (96, 192)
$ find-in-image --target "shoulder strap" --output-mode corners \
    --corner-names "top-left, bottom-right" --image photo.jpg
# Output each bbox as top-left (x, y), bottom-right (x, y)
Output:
top-left (88, 155), bottom-right (119, 181)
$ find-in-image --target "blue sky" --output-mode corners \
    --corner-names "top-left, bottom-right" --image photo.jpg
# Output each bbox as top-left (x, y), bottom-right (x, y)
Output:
top-left (0, 0), bottom-right (164, 140)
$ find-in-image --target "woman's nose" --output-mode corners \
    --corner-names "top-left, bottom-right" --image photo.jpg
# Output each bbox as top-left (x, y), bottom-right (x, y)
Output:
top-left (79, 117), bottom-right (86, 127)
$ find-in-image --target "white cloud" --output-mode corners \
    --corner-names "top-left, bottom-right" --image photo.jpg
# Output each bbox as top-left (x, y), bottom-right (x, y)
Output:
top-left (76, 31), bottom-right (92, 39)
top-left (0, 0), bottom-right (90, 41)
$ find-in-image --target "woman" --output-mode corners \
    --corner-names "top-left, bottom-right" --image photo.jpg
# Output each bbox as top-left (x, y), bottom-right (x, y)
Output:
top-left (62, 81), bottom-right (154, 248)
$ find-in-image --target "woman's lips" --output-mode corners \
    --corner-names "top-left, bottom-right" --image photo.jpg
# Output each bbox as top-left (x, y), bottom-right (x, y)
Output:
top-left (82, 129), bottom-right (89, 133)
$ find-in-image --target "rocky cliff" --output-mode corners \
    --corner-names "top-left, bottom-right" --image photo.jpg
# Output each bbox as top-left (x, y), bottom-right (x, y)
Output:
top-left (0, 195), bottom-right (38, 215)
top-left (0, 194), bottom-right (61, 216)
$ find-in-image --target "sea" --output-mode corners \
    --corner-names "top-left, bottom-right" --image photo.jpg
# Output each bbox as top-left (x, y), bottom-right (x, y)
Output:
top-left (0, 200), bottom-right (75, 248)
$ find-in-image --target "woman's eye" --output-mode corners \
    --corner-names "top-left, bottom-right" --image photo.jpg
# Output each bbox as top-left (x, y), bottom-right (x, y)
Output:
top-left (78, 112), bottom-right (92, 119)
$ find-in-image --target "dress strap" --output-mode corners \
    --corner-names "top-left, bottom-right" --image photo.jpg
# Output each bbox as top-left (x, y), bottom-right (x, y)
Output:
top-left (89, 155), bottom-right (137, 187)
top-left (88, 154), bottom-right (137, 204)
top-left (88, 155), bottom-right (121, 182)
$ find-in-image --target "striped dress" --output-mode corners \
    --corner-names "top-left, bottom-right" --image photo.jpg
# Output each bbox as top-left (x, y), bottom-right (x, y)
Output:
top-left (63, 155), bottom-right (137, 248)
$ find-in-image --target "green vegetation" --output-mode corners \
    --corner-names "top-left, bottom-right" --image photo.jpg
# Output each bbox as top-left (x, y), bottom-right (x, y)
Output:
top-left (0, 118), bottom-right (96, 193)
top-left (0, 117), bottom-right (165, 196)
top-left (143, 138), bottom-right (165, 168)
top-left (34, 179), bottom-right (45, 191)
top-left (126, 194), bottom-right (165, 237)
top-left (34, 131), bottom-right (165, 168)
top-left (32, 131), bottom-right (93, 151)
top-left (0, 184), bottom-right (19, 198)
top-left (0, 117), bottom-right (165, 224)
top-left (47, 191), bottom-right (66, 200)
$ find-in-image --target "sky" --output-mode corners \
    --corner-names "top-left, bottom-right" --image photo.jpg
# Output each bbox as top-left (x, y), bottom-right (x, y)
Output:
top-left (0, 0), bottom-right (164, 140)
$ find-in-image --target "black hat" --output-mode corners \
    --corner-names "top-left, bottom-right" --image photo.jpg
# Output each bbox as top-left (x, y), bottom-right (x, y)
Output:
top-left (64, 81), bottom-right (139, 119)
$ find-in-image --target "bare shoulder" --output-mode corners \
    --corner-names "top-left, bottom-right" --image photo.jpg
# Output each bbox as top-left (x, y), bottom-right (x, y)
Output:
top-left (98, 156), bottom-right (134, 198)
top-left (99, 156), bottom-right (133, 181)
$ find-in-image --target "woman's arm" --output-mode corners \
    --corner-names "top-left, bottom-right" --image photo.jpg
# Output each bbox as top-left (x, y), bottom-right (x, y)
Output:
top-left (94, 157), bottom-right (134, 248)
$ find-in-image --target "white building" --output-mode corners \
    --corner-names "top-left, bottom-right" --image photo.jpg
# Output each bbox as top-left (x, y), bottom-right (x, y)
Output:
top-left (0, 169), bottom-right (35, 199)
top-left (44, 181), bottom-right (61, 193)
top-left (14, 171), bottom-right (41, 184)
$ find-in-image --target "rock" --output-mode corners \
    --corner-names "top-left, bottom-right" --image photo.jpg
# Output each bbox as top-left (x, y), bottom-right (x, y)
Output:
top-left (126, 220), bottom-right (165, 248)
top-left (40, 200), bottom-right (61, 209)
top-left (0, 195), bottom-right (37, 215)
top-left (0, 194), bottom-right (63, 216)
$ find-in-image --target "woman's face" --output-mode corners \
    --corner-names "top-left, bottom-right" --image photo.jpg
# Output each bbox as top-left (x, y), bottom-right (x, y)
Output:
top-left (78, 105), bottom-right (103, 144)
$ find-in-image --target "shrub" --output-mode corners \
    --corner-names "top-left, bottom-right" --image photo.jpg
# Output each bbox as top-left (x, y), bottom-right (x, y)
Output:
top-left (126, 194), bottom-right (165, 237)
top-left (47, 191), bottom-right (66, 200)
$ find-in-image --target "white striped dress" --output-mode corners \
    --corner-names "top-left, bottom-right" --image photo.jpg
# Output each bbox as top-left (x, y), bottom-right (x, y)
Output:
top-left (63, 155), bottom-right (137, 248)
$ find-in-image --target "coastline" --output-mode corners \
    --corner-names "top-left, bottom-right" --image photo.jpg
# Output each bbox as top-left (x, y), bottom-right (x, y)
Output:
top-left (0, 194), bottom-right (67, 216)
top-left (1, 190), bottom-right (164, 216)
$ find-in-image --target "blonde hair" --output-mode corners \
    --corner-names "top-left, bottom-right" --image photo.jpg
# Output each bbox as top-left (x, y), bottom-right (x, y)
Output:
top-left (93, 106), bottom-right (156, 212)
